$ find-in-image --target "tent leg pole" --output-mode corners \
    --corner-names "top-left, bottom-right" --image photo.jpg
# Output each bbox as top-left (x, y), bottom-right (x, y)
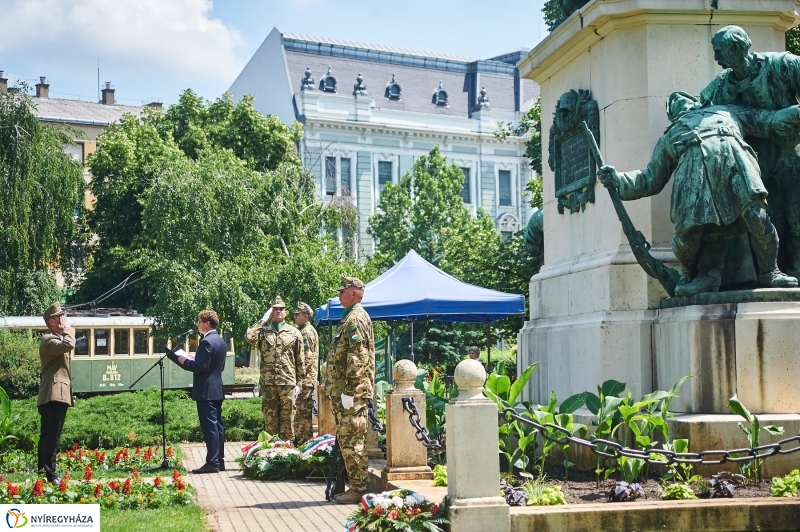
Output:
top-left (410, 321), bottom-right (414, 363)
top-left (486, 320), bottom-right (491, 373)
top-left (388, 327), bottom-right (394, 385)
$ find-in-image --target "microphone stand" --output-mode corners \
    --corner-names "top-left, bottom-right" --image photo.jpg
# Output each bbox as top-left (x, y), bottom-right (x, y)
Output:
top-left (129, 335), bottom-right (189, 470)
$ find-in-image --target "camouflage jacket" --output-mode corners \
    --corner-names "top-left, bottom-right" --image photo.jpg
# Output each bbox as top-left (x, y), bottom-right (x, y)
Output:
top-left (245, 320), bottom-right (303, 386)
top-left (297, 323), bottom-right (319, 387)
top-left (325, 303), bottom-right (375, 406)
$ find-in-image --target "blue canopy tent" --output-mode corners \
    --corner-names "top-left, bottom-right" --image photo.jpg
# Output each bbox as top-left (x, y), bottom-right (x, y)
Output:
top-left (315, 249), bottom-right (525, 373)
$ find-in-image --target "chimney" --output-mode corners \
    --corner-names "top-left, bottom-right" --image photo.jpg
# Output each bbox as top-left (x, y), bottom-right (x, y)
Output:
top-left (146, 101), bottom-right (163, 108)
top-left (35, 76), bottom-right (49, 98)
top-left (101, 82), bottom-right (115, 105)
top-left (0, 71), bottom-right (7, 94)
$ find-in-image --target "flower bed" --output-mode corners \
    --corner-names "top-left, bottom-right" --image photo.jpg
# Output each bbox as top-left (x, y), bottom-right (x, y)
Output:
top-left (238, 432), bottom-right (334, 481)
top-left (344, 489), bottom-right (448, 532)
top-left (1, 443), bottom-right (181, 478)
top-left (0, 468), bottom-right (194, 509)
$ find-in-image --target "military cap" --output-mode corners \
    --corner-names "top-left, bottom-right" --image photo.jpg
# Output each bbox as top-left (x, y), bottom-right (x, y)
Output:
top-left (294, 301), bottom-right (314, 318)
top-left (271, 295), bottom-right (286, 308)
top-left (337, 275), bottom-right (365, 291)
top-left (43, 302), bottom-right (66, 322)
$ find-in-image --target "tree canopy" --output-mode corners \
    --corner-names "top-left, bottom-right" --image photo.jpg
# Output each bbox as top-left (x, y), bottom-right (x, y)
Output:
top-left (0, 90), bottom-right (84, 314)
top-left (74, 90), bottom-right (362, 339)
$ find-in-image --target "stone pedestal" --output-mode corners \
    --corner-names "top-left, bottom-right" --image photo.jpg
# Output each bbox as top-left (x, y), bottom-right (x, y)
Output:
top-left (447, 360), bottom-right (509, 532)
top-left (516, 0), bottom-right (797, 404)
top-left (382, 360), bottom-right (433, 483)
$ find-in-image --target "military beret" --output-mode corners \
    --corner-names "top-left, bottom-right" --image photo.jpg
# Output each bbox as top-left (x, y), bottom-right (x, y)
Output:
top-left (294, 302), bottom-right (314, 318)
top-left (337, 275), bottom-right (365, 291)
top-left (43, 301), bottom-right (66, 322)
top-left (271, 295), bottom-right (286, 308)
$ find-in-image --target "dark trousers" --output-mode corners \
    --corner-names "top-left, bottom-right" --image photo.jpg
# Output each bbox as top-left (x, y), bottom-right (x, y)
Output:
top-left (196, 400), bottom-right (225, 467)
top-left (38, 401), bottom-right (69, 481)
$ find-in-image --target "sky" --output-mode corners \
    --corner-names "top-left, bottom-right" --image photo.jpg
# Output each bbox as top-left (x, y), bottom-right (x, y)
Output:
top-left (0, 0), bottom-right (550, 107)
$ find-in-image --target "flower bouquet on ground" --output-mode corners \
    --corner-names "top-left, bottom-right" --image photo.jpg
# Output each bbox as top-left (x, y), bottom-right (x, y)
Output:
top-left (344, 489), bottom-right (449, 532)
top-left (239, 432), bottom-right (336, 481)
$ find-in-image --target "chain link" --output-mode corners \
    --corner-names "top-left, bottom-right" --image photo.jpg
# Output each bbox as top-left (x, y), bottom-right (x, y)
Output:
top-left (499, 407), bottom-right (800, 467)
top-left (401, 397), bottom-right (445, 452)
top-left (367, 400), bottom-right (386, 435)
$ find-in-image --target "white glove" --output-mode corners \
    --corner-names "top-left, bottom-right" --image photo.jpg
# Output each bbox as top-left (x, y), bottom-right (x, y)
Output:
top-left (294, 385), bottom-right (301, 398)
top-left (261, 308), bottom-right (272, 322)
top-left (341, 393), bottom-right (354, 410)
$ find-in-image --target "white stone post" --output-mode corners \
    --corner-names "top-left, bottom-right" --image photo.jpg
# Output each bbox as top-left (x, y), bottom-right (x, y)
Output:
top-left (317, 363), bottom-right (336, 436)
top-left (382, 360), bottom-right (433, 483)
top-left (446, 359), bottom-right (509, 532)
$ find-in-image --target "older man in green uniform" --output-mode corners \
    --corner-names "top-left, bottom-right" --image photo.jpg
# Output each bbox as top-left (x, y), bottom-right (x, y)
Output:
top-left (293, 301), bottom-right (319, 445)
top-left (245, 296), bottom-right (304, 442)
top-left (597, 91), bottom-right (800, 296)
top-left (326, 276), bottom-right (375, 504)
top-left (701, 25), bottom-right (800, 277)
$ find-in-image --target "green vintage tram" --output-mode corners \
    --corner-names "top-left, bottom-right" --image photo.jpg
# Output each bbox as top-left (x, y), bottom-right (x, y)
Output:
top-left (0, 314), bottom-right (235, 393)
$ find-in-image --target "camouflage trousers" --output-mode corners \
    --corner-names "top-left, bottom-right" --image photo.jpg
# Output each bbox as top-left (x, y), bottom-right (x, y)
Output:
top-left (261, 385), bottom-right (295, 442)
top-left (332, 400), bottom-right (368, 492)
top-left (294, 385), bottom-right (315, 445)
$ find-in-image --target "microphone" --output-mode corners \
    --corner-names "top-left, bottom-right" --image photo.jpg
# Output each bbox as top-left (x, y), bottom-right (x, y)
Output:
top-left (176, 329), bottom-right (194, 339)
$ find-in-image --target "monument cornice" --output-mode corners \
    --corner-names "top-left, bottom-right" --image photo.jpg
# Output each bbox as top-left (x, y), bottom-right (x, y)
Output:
top-left (518, 0), bottom-right (799, 83)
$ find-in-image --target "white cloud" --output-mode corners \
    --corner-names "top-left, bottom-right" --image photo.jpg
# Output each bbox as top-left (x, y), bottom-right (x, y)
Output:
top-left (0, 0), bottom-right (244, 82)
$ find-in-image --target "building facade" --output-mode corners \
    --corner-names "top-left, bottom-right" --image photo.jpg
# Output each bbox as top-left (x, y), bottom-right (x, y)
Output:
top-left (229, 28), bottom-right (539, 256)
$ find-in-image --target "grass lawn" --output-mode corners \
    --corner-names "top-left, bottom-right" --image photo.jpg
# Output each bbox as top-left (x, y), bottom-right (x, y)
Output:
top-left (102, 506), bottom-right (209, 532)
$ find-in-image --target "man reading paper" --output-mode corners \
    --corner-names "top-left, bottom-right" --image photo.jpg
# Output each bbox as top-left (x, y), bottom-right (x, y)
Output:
top-left (167, 310), bottom-right (227, 473)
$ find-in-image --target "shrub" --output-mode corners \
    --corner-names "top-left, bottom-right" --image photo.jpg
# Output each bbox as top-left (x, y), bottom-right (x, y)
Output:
top-left (771, 469), bottom-right (800, 498)
top-left (11, 388), bottom-right (264, 450)
top-left (0, 329), bottom-right (41, 399)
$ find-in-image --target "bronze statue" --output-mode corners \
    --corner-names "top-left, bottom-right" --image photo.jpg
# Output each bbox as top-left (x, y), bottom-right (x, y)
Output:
top-left (596, 92), bottom-right (800, 296)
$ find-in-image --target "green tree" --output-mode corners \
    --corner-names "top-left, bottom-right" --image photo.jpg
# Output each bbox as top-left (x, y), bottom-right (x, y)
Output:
top-left (787, 26), bottom-right (800, 56)
top-left (543, 0), bottom-right (565, 31)
top-left (75, 90), bottom-right (304, 309)
top-left (0, 90), bottom-right (84, 314)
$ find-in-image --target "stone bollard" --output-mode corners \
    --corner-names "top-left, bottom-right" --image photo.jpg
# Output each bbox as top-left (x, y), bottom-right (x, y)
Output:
top-left (446, 359), bottom-right (509, 532)
top-left (382, 360), bottom-right (433, 483)
top-left (316, 363), bottom-right (336, 436)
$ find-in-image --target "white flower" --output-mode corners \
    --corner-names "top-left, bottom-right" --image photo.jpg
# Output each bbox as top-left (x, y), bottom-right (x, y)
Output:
top-left (391, 496), bottom-right (404, 508)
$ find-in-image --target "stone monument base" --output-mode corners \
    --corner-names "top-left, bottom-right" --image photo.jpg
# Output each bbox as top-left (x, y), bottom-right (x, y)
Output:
top-left (654, 295), bottom-right (800, 414)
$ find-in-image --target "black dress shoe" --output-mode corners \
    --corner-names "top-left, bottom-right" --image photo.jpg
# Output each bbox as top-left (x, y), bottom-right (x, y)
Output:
top-left (191, 463), bottom-right (220, 474)
top-left (49, 477), bottom-right (61, 485)
top-left (218, 461), bottom-right (226, 472)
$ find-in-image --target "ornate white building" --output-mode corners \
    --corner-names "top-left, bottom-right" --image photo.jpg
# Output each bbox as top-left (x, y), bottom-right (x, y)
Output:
top-left (230, 28), bottom-right (539, 256)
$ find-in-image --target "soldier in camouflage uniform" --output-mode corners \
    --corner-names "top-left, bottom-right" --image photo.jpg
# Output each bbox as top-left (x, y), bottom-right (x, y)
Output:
top-left (326, 276), bottom-right (375, 505)
top-left (293, 301), bottom-right (319, 445)
top-left (245, 296), bottom-right (304, 442)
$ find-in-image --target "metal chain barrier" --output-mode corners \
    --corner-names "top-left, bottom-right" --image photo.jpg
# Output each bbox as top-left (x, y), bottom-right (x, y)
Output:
top-left (401, 396), bottom-right (445, 452)
top-left (499, 407), bottom-right (800, 466)
top-left (367, 399), bottom-right (386, 434)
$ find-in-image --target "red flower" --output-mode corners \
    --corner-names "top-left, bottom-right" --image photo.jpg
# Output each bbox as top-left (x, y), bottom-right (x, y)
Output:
top-left (123, 449), bottom-right (129, 459)
top-left (407, 507), bottom-right (421, 516)
top-left (65, 449), bottom-right (75, 459)
top-left (166, 447), bottom-right (174, 458)
top-left (109, 480), bottom-right (121, 491)
top-left (387, 510), bottom-right (400, 520)
top-left (172, 469), bottom-right (181, 482)
top-left (144, 448), bottom-right (153, 462)
top-left (6, 482), bottom-right (19, 496)
top-left (135, 446), bottom-right (141, 455)
top-left (83, 464), bottom-right (93, 481)
top-left (431, 504), bottom-right (440, 515)
top-left (31, 480), bottom-right (45, 497)
top-left (63, 471), bottom-right (70, 481)
top-left (73, 442), bottom-right (80, 450)
top-left (373, 507), bottom-right (383, 516)
top-left (132, 467), bottom-right (140, 481)
top-left (175, 480), bottom-right (186, 491)
top-left (153, 476), bottom-right (162, 487)
top-left (122, 478), bottom-right (132, 494)
top-left (58, 480), bottom-right (67, 492)
top-left (94, 483), bottom-right (103, 497)
top-left (114, 450), bottom-right (124, 465)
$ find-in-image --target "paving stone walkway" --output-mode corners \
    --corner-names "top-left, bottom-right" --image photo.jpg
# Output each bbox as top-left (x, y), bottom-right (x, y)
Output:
top-left (182, 442), bottom-right (353, 532)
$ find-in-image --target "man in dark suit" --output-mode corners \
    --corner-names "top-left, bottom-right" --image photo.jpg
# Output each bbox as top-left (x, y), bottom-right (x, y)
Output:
top-left (167, 310), bottom-right (227, 474)
top-left (38, 302), bottom-right (75, 485)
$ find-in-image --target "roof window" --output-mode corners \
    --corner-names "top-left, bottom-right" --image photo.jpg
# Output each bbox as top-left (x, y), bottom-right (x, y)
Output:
top-left (432, 81), bottom-right (448, 107)
top-left (319, 66), bottom-right (337, 93)
top-left (385, 74), bottom-right (402, 101)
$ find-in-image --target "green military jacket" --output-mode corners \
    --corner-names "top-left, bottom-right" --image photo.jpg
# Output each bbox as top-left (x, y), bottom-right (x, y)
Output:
top-left (297, 323), bottom-right (319, 387)
top-left (325, 303), bottom-right (375, 407)
top-left (245, 320), bottom-right (303, 386)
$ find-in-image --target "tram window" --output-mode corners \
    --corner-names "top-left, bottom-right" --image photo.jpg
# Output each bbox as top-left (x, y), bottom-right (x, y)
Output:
top-left (94, 329), bottom-right (110, 355)
top-left (114, 329), bottom-right (130, 355)
top-left (133, 329), bottom-right (148, 355)
top-left (74, 330), bottom-right (89, 356)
